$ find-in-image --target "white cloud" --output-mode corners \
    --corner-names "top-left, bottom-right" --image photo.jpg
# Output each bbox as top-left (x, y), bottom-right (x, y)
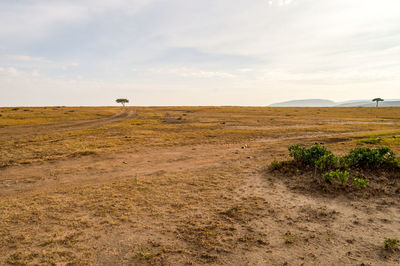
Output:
top-left (0, 66), bottom-right (19, 76)
top-left (7, 55), bottom-right (51, 63)
top-left (268, 0), bottom-right (294, 6)
top-left (1, 0), bottom-right (400, 105)
top-left (1, 54), bottom-right (80, 72)
top-left (145, 67), bottom-right (235, 78)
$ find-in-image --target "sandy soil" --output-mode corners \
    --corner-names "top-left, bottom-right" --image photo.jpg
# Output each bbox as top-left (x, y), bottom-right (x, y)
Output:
top-left (0, 107), bottom-right (399, 265)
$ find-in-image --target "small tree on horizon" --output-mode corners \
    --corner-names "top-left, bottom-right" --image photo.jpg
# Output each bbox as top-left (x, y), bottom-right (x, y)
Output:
top-left (116, 98), bottom-right (129, 107)
top-left (372, 98), bottom-right (384, 107)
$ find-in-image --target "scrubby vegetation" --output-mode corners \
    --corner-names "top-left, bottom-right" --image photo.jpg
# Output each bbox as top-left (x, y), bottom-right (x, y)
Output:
top-left (345, 146), bottom-right (398, 169)
top-left (322, 170), bottom-right (349, 185)
top-left (352, 178), bottom-right (369, 189)
top-left (270, 144), bottom-right (400, 192)
top-left (383, 238), bottom-right (399, 251)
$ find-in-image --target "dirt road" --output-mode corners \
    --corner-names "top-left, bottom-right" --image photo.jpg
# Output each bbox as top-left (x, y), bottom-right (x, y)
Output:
top-left (0, 108), bottom-right (136, 140)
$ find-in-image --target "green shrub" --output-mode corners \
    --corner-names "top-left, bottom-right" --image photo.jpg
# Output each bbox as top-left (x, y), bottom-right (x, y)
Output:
top-left (322, 170), bottom-right (349, 184)
top-left (288, 144), bottom-right (306, 164)
top-left (352, 178), bottom-right (369, 189)
top-left (383, 238), bottom-right (399, 251)
top-left (336, 170), bottom-right (349, 184)
top-left (289, 144), bottom-right (332, 168)
top-left (345, 146), bottom-right (398, 169)
top-left (315, 154), bottom-right (338, 172)
top-left (322, 171), bottom-right (335, 183)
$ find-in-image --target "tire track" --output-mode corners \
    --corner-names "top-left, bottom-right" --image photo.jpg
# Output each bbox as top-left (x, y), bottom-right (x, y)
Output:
top-left (0, 108), bottom-right (137, 140)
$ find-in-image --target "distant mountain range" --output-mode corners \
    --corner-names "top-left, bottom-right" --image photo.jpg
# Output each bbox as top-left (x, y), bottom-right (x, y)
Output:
top-left (269, 99), bottom-right (400, 107)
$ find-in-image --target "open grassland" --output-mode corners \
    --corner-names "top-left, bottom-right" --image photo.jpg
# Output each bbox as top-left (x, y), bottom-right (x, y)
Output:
top-left (1, 107), bottom-right (400, 265)
top-left (0, 107), bottom-right (116, 126)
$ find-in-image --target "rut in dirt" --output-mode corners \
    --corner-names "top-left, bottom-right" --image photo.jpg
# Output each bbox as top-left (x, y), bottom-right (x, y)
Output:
top-left (0, 108), bottom-right (137, 140)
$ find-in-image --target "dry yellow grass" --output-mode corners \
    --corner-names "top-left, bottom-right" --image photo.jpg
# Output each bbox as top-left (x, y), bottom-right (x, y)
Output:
top-left (2, 107), bottom-right (400, 167)
top-left (1, 106), bottom-right (400, 265)
top-left (0, 107), bottom-right (116, 126)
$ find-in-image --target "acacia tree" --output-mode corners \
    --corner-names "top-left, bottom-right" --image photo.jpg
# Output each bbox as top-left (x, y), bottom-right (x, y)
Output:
top-left (116, 98), bottom-right (129, 107)
top-left (372, 98), bottom-right (384, 107)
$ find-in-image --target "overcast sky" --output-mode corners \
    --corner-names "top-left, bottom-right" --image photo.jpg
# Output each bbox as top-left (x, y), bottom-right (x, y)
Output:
top-left (1, 0), bottom-right (399, 106)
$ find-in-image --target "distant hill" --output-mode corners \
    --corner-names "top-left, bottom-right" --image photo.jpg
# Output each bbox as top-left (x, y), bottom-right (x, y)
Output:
top-left (269, 99), bottom-right (336, 107)
top-left (269, 99), bottom-right (400, 107)
top-left (335, 100), bottom-right (372, 107)
top-left (336, 101), bottom-right (400, 107)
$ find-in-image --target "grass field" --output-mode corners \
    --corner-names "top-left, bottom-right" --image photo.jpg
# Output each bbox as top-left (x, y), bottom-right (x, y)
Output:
top-left (1, 107), bottom-right (400, 265)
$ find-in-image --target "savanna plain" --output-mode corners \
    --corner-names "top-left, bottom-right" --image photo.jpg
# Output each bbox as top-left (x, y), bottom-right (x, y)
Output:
top-left (1, 106), bottom-right (400, 265)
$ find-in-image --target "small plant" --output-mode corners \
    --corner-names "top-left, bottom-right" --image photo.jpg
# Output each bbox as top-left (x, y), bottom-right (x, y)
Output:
top-left (322, 171), bottom-right (335, 183)
top-left (322, 170), bottom-right (349, 184)
top-left (268, 160), bottom-right (297, 175)
top-left (268, 160), bottom-right (284, 171)
top-left (133, 248), bottom-right (156, 260)
top-left (353, 178), bottom-right (369, 189)
top-left (383, 238), bottom-right (399, 251)
top-left (336, 170), bottom-right (349, 184)
top-left (282, 231), bottom-right (296, 244)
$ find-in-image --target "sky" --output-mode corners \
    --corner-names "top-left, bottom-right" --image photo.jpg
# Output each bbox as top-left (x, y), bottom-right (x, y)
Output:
top-left (1, 0), bottom-right (400, 106)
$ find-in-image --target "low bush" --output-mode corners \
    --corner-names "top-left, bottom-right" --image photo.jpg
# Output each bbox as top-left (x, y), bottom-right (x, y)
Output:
top-left (345, 146), bottom-right (398, 169)
top-left (287, 144), bottom-right (399, 171)
top-left (270, 144), bottom-right (400, 191)
top-left (383, 238), bottom-right (399, 251)
top-left (315, 154), bottom-right (339, 172)
top-left (288, 144), bottom-right (335, 169)
top-left (352, 178), bottom-right (369, 189)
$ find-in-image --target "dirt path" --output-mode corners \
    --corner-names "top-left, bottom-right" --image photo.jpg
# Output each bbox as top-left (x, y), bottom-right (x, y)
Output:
top-left (0, 142), bottom-right (254, 196)
top-left (228, 120), bottom-right (400, 131)
top-left (0, 108), bottom-right (137, 140)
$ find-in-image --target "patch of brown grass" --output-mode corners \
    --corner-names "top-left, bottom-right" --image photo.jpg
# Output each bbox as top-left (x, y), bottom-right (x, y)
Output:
top-left (0, 167), bottom-right (244, 264)
top-left (2, 107), bottom-right (400, 167)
